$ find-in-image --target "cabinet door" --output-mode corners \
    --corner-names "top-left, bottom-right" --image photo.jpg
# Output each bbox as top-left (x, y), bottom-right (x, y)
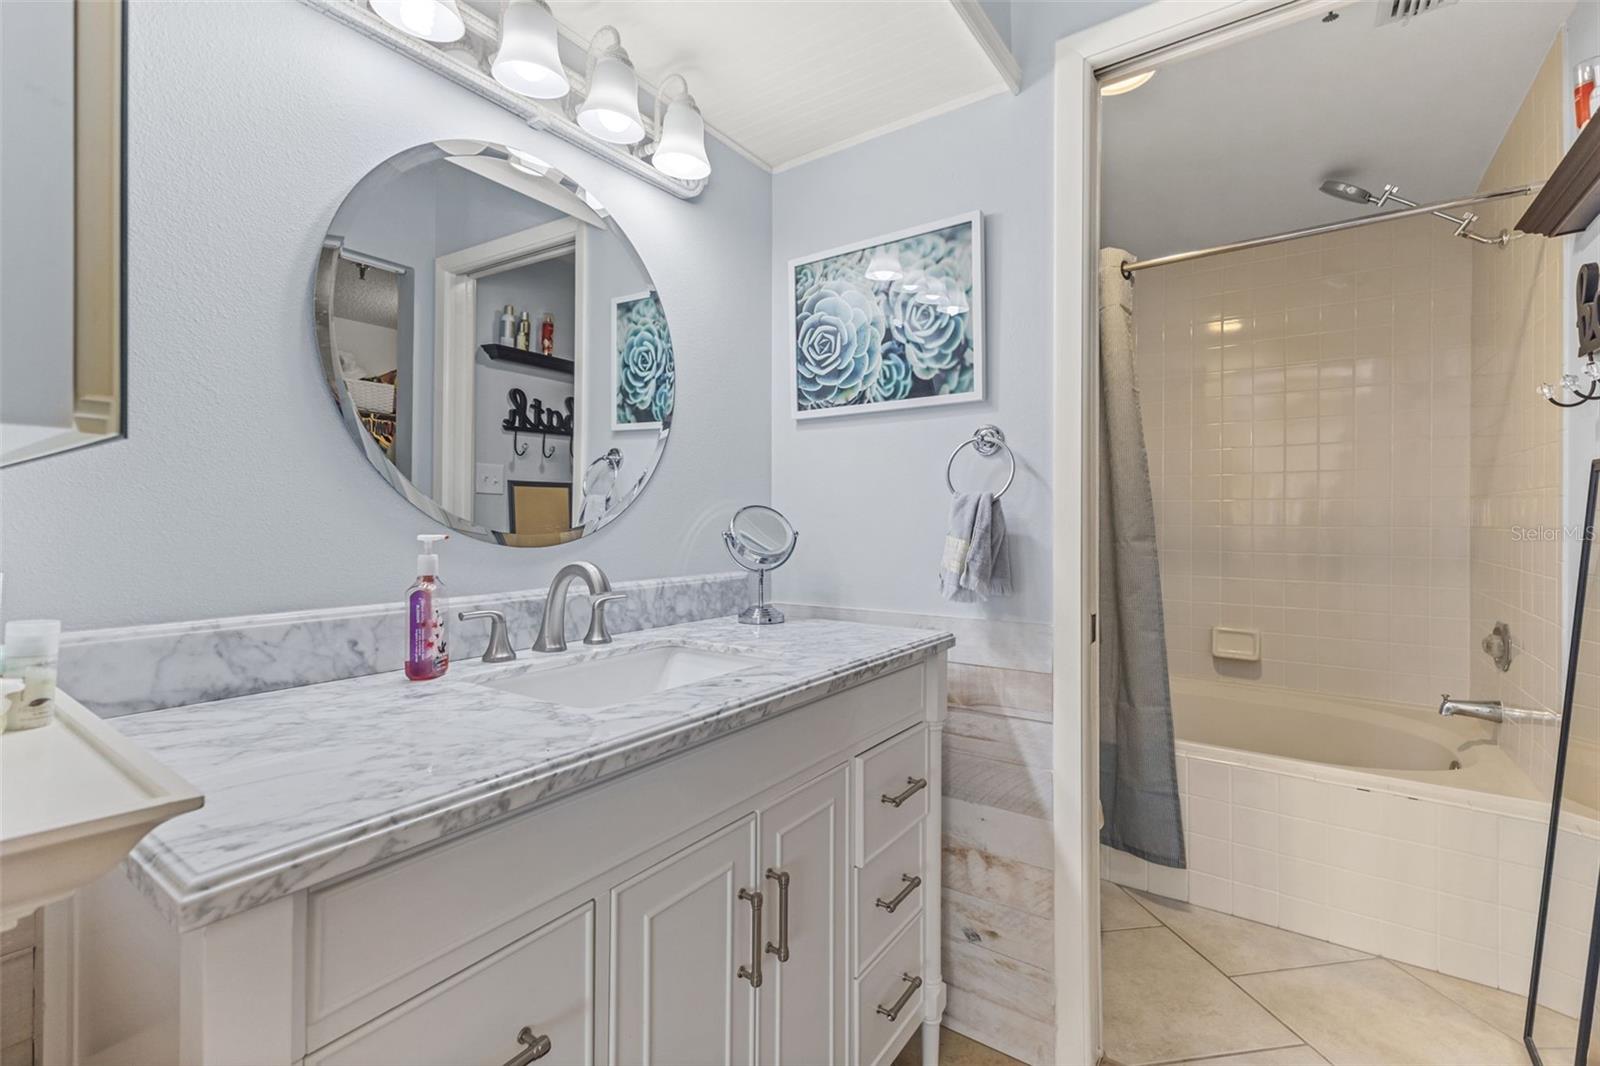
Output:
top-left (610, 814), bottom-right (759, 1066)
top-left (760, 764), bottom-right (849, 1066)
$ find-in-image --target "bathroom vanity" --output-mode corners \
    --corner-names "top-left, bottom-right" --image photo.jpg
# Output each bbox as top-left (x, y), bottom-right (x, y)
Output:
top-left (73, 617), bottom-right (951, 1066)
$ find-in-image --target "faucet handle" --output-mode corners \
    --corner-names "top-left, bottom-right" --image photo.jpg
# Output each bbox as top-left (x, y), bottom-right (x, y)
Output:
top-left (584, 592), bottom-right (627, 646)
top-left (459, 610), bottom-right (517, 663)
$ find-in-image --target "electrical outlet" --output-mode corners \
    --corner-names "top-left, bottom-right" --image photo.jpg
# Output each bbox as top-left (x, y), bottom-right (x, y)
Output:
top-left (475, 463), bottom-right (505, 494)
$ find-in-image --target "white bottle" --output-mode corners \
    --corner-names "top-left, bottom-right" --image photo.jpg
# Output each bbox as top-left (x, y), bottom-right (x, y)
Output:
top-left (4, 620), bottom-right (60, 731)
top-left (499, 304), bottom-right (517, 346)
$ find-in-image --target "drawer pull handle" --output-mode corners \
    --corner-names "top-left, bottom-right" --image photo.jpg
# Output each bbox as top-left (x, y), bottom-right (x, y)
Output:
top-left (875, 874), bottom-right (923, 914)
top-left (881, 777), bottom-right (928, 808)
top-left (875, 973), bottom-right (923, 1022)
top-left (737, 887), bottom-right (764, 988)
top-left (504, 1027), bottom-right (552, 1066)
top-left (765, 868), bottom-right (791, 963)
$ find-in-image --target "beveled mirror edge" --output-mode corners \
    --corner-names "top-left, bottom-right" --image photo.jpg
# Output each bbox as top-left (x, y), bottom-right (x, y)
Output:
top-left (312, 138), bottom-right (673, 546)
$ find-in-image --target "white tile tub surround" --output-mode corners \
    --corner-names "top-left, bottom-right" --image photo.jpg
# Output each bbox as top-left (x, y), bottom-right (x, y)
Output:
top-left (1133, 214), bottom-right (1475, 707)
top-left (1106, 748), bottom-right (1600, 1016)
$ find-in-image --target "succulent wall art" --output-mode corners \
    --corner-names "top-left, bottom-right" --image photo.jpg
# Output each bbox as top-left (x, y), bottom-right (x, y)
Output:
top-left (612, 290), bottom-right (675, 430)
top-left (789, 213), bottom-right (983, 419)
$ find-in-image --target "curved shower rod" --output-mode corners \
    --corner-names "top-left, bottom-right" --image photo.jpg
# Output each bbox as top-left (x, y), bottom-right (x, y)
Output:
top-left (1120, 182), bottom-right (1544, 279)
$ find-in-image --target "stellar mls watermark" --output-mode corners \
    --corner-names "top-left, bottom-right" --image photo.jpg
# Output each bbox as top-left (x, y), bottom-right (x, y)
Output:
top-left (1511, 524), bottom-right (1595, 542)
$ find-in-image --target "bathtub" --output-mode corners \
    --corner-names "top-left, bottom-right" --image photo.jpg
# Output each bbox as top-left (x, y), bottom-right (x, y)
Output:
top-left (1103, 677), bottom-right (1600, 1016)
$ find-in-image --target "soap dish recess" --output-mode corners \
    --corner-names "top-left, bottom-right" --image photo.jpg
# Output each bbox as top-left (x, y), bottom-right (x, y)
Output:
top-left (1211, 626), bottom-right (1261, 662)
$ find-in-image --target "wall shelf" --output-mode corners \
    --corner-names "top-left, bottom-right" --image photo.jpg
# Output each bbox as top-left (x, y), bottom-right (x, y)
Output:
top-left (1518, 117), bottom-right (1600, 237)
top-left (482, 344), bottom-right (575, 376)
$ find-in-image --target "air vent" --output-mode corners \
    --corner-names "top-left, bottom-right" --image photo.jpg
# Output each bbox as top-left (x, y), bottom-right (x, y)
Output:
top-left (1378, 0), bottom-right (1455, 24)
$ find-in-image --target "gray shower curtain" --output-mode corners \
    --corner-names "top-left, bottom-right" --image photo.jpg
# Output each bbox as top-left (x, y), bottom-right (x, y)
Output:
top-left (1098, 248), bottom-right (1185, 868)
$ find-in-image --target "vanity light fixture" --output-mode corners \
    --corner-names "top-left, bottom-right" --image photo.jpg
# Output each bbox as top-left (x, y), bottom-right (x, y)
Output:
top-left (576, 26), bottom-right (645, 146)
top-left (1099, 69), bottom-right (1155, 96)
top-left (491, 0), bottom-right (569, 100)
top-left (915, 280), bottom-right (948, 305)
top-left (369, 0), bottom-right (464, 43)
top-left (864, 253), bottom-right (904, 282)
top-left (940, 290), bottom-right (969, 316)
top-left (649, 75), bottom-right (711, 181)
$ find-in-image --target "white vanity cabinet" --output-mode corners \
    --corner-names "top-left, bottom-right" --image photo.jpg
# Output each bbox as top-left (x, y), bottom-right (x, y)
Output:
top-left (73, 653), bottom-right (948, 1066)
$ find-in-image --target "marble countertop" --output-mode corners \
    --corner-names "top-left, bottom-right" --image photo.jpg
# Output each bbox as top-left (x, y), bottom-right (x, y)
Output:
top-left (112, 617), bottom-right (953, 929)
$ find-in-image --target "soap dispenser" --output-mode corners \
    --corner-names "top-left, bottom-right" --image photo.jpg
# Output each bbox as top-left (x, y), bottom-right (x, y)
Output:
top-left (406, 534), bottom-right (450, 681)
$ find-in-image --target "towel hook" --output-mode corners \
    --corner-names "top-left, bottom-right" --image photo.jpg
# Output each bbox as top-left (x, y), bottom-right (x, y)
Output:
top-left (945, 424), bottom-right (1015, 499)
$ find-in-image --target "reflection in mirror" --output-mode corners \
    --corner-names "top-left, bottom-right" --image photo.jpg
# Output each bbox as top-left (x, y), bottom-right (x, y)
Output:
top-left (723, 505), bottom-right (798, 626)
top-left (1528, 460), bottom-right (1600, 1065)
top-left (314, 140), bottom-right (672, 545)
top-left (1, 0), bottom-right (125, 467)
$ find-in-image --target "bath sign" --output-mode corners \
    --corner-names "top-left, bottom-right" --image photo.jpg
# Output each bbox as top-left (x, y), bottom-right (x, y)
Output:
top-left (788, 212), bottom-right (984, 420)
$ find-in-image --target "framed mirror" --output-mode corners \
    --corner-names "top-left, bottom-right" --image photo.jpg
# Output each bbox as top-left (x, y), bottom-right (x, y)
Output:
top-left (1, 0), bottom-right (125, 467)
top-left (314, 140), bottom-right (673, 546)
top-left (1527, 458), bottom-right (1600, 1065)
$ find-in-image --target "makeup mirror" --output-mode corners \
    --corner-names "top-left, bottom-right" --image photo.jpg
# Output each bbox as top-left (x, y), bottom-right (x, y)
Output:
top-left (723, 505), bottom-right (798, 625)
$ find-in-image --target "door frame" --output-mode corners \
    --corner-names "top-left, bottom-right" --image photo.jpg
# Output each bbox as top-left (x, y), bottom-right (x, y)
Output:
top-left (433, 218), bottom-right (584, 520)
top-left (1049, 2), bottom-right (1340, 1060)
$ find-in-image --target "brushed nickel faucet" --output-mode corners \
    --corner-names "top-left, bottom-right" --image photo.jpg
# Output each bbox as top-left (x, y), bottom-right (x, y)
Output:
top-left (532, 562), bottom-right (626, 653)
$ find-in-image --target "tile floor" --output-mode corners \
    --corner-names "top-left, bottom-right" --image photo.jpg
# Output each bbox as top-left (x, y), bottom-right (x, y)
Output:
top-left (1100, 882), bottom-right (1579, 1066)
top-left (892, 1026), bottom-right (1025, 1066)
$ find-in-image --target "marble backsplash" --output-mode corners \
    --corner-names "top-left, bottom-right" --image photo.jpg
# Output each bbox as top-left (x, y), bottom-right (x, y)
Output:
top-left (62, 572), bottom-right (753, 718)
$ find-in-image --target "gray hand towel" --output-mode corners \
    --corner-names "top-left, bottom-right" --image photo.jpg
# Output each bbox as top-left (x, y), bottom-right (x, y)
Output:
top-left (939, 492), bottom-right (1011, 602)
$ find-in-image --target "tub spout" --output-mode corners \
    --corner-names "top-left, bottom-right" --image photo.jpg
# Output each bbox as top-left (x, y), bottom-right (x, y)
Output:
top-left (1439, 694), bottom-right (1560, 725)
top-left (1438, 695), bottom-right (1504, 723)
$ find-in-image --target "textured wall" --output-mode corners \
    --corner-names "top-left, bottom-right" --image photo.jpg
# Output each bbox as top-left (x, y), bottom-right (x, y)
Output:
top-left (0, 0), bottom-right (772, 628)
top-left (1469, 40), bottom-right (1566, 796)
top-left (1136, 216), bottom-right (1474, 706)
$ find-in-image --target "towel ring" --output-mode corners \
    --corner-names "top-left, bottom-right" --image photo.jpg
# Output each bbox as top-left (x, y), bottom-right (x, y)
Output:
top-left (945, 424), bottom-right (1015, 499)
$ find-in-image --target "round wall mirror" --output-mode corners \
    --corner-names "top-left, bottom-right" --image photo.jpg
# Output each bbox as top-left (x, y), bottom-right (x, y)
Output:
top-left (723, 505), bottom-right (798, 625)
top-left (313, 140), bottom-right (673, 546)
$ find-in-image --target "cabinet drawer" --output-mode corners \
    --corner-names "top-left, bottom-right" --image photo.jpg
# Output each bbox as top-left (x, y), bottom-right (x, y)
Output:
top-left (853, 821), bottom-right (924, 973)
top-left (307, 902), bottom-right (594, 1066)
top-left (854, 724), bottom-right (929, 866)
top-left (854, 912), bottom-right (925, 1066)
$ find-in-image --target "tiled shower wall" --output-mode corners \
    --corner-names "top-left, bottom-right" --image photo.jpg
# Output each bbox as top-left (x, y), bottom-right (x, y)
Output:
top-left (1133, 216), bottom-right (1474, 705)
top-left (1468, 40), bottom-right (1566, 797)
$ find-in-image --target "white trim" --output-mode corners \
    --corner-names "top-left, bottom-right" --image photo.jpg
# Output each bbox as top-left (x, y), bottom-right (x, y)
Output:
top-left (787, 212), bottom-right (984, 421)
top-left (947, 0), bottom-right (1021, 94)
top-left (770, 86), bottom-right (1007, 174)
top-left (433, 218), bottom-right (581, 520)
top-left (571, 226), bottom-right (590, 528)
top-left (1051, 3), bottom-right (1325, 1061)
top-left (610, 289), bottom-right (667, 433)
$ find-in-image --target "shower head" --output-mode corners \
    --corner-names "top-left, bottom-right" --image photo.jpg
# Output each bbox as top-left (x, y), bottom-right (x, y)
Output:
top-left (1319, 179), bottom-right (1377, 205)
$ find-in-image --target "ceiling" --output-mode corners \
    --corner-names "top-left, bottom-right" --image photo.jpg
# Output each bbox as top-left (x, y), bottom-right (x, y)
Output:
top-left (1100, 0), bottom-right (1575, 261)
top-left (464, 0), bottom-right (1013, 170)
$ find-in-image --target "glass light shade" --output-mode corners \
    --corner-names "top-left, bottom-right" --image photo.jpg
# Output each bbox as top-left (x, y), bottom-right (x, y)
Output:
top-left (940, 290), bottom-right (969, 315)
top-left (578, 53), bottom-right (646, 145)
top-left (508, 148), bottom-right (551, 176)
top-left (915, 280), bottom-right (948, 304)
top-left (864, 253), bottom-right (903, 282)
top-left (651, 95), bottom-right (711, 181)
top-left (370, 0), bottom-right (464, 42)
top-left (492, 0), bottom-right (570, 100)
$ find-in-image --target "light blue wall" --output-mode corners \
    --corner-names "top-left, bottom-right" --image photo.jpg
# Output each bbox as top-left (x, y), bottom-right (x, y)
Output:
top-left (769, 1), bottom-right (1147, 625)
top-left (0, 0), bottom-right (772, 628)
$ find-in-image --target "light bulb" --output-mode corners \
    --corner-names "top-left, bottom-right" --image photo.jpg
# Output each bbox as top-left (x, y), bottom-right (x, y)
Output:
top-left (651, 87), bottom-right (711, 181)
top-left (492, 0), bottom-right (570, 99)
top-left (941, 290), bottom-right (969, 316)
top-left (370, 0), bottom-right (464, 42)
top-left (577, 43), bottom-right (645, 145)
top-left (864, 253), bottom-right (903, 282)
top-left (916, 280), bottom-right (947, 305)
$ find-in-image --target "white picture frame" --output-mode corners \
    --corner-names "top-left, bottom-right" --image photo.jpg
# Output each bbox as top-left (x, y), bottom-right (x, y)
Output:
top-left (611, 288), bottom-right (672, 432)
top-left (788, 211), bottom-right (984, 421)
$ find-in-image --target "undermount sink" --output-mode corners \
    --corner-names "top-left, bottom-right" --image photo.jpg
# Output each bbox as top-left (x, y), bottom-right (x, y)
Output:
top-left (478, 644), bottom-right (762, 709)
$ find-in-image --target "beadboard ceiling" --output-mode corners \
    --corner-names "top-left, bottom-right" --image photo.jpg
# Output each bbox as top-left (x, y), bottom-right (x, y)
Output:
top-left (464, 0), bottom-right (1013, 170)
top-left (1101, 0), bottom-right (1576, 261)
